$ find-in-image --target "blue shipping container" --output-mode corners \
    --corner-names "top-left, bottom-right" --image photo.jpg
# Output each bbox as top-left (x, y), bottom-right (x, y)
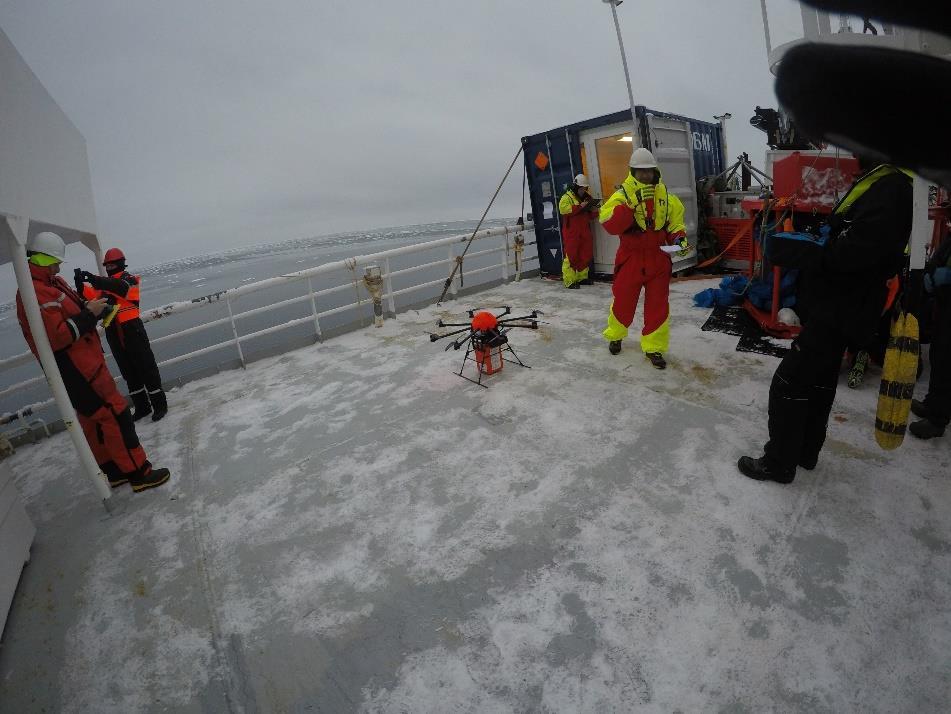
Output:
top-left (522, 107), bottom-right (725, 277)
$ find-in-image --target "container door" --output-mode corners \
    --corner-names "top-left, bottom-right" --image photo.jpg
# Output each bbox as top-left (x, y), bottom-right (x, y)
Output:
top-left (523, 133), bottom-right (576, 276)
top-left (644, 114), bottom-right (699, 271)
top-left (578, 122), bottom-right (635, 274)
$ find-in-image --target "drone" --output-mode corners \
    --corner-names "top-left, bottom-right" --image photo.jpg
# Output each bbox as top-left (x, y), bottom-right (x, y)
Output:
top-left (429, 306), bottom-right (543, 387)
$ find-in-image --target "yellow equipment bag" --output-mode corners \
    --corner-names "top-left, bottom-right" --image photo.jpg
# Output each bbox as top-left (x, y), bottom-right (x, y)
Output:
top-left (875, 311), bottom-right (920, 450)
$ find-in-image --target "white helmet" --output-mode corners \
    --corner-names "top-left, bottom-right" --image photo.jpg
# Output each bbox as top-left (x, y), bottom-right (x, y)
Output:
top-left (629, 147), bottom-right (658, 169)
top-left (27, 231), bottom-right (67, 262)
top-left (574, 173), bottom-right (590, 188)
top-left (777, 308), bottom-right (801, 326)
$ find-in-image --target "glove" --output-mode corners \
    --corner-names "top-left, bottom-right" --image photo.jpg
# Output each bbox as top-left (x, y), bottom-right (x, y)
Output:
top-left (676, 236), bottom-right (689, 257)
top-left (100, 303), bottom-right (120, 328)
top-left (81, 271), bottom-right (103, 287)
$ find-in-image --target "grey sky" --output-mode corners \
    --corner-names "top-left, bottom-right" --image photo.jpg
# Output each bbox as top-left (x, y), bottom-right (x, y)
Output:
top-left (0, 0), bottom-right (778, 270)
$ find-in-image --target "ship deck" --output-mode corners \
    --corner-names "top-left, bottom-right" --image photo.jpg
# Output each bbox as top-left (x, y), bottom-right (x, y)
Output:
top-left (1, 277), bottom-right (949, 713)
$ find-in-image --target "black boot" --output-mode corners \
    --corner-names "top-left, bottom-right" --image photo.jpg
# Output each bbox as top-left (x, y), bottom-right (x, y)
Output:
top-left (101, 462), bottom-right (129, 488)
top-left (645, 352), bottom-right (667, 370)
top-left (738, 455), bottom-right (796, 484)
top-left (909, 419), bottom-right (946, 440)
top-left (130, 467), bottom-right (171, 493)
top-left (911, 399), bottom-right (937, 421)
top-left (567, 282), bottom-right (581, 290)
top-left (580, 278), bottom-right (595, 285)
top-left (149, 388), bottom-right (168, 422)
top-left (609, 340), bottom-right (622, 355)
top-left (129, 389), bottom-right (152, 421)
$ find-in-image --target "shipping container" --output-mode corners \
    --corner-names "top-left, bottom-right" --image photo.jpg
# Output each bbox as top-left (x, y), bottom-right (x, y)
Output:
top-left (522, 107), bottom-right (725, 277)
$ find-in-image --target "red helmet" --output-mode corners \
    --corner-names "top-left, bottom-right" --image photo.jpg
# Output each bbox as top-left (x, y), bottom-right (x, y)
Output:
top-left (103, 247), bottom-right (125, 263)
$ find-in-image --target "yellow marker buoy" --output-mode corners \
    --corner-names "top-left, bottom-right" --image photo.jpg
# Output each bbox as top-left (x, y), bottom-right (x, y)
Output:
top-left (875, 311), bottom-right (919, 450)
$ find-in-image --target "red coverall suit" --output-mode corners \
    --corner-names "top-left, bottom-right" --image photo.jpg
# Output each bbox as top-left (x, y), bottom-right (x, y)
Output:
top-left (559, 188), bottom-right (596, 287)
top-left (16, 262), bottom-right (155, 484)
top-left (600, 171), bottom-right (687, 354)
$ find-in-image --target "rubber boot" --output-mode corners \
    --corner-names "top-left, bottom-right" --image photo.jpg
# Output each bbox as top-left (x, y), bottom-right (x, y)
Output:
top-left (130, 389), bottom-right (152, 422)
top-left (609, 340), bottom-right (622, 355)
top-left (911, 399), bottom-right (937, 421)
top-left (797, 456), bottom-right (818, 471)
top-left (645, 352), bottom-right (667, 370)
top-left (909, 419), bottom-right (946, 440)
top-left (149, 389), bottom-right (168, 422)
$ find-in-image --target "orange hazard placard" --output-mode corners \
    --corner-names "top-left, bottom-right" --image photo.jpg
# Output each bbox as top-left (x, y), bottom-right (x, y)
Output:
top-left (534, 151), bottom-right (549, 171)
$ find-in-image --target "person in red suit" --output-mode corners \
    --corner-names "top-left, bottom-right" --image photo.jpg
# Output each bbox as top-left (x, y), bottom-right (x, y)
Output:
top-left (16, 232), bottom-right (170, 492)
top-left (558, 173), bottom-right (598, 289)
top-left (599, 148), bottom-right (688, 370)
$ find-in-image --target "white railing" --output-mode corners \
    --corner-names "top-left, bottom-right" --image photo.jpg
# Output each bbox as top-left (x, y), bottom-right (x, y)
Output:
top-left (1, 223), bottom-right (536, 422)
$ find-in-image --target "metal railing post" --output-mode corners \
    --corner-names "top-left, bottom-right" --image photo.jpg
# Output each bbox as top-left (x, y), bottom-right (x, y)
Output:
top-left (226, 296), bottom-right (246, 368)
top-left (383, 257), bottom-right (396, 316)
top-left (448, 246), bottom-right (458, 297)
top-left (307, 277), bottom-right (323, 341)
top-left (502, 227), bottom-right (510, 280)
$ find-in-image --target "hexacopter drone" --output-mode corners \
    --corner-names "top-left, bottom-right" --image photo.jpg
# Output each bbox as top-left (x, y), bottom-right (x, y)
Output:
top-left (429, 306), bottom-right (542, 387)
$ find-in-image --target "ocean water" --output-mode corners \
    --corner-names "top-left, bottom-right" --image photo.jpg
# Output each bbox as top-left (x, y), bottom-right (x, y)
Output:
top-left (0, 217), bottom-right (531, 422)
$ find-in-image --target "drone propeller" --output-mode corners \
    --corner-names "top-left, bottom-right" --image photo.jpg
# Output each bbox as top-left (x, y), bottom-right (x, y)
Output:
top-left (466, 306), bottom-right (511, 318)
top-left (497, 313), bottom-right (543, 326)
top-left (430, 325), bottom-right (474, 342)
top-left (445, 334), bottom-right (475, 351)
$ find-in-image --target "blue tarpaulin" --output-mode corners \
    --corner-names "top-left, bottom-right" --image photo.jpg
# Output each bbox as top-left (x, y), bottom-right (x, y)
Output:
top-left (693, 275), bottom-right (749, 308)
top-left (694, 269), bottom-right (799, 310)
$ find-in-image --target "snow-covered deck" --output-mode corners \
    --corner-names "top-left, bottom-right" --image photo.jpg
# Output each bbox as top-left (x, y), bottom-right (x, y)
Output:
top-left (1, 277), bottom-right (949, 712)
